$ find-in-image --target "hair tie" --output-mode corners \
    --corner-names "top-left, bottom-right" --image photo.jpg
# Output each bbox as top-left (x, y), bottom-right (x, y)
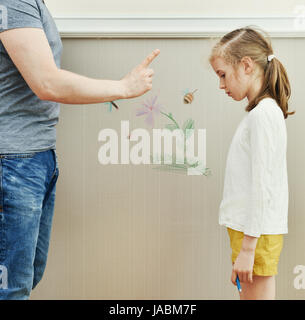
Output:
top-left (267, 54), bottom-right (276, 62)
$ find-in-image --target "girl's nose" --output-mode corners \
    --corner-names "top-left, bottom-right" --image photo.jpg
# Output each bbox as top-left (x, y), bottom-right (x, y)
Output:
top-left (219, 83), bottom-right (226, 90)
top-left (219, 78), bottom-right (226, 89)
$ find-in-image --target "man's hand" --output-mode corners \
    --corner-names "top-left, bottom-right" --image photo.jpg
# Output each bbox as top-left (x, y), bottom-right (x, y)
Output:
top-left (120, 49), bottom-right (160, 99)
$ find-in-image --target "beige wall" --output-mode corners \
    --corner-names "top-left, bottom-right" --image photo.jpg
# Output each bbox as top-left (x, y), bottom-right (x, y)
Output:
top-left (28, 35), bottom-right (305, 299)
top-left (45, 0), bottom-right (302, 17)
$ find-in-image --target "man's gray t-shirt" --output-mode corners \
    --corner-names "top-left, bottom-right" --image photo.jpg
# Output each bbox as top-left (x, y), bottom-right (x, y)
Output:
top-left (0, 0), bottom-right (62, 153)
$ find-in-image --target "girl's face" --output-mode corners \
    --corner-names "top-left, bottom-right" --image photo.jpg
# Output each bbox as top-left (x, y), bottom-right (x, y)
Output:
top-left (211, 56), bottom-right (250, 101)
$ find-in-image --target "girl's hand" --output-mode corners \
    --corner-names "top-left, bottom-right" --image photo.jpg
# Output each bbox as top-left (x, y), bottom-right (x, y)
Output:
top-left (120, 49), bottom-right (160, 99)
top-left (231, 234), bottom-right (258, 285)
top-left (231, 248), bottom-right (255, 285)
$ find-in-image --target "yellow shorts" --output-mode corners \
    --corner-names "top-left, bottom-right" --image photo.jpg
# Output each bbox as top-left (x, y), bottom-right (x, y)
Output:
top-left (227, 228), bottom-right (283, 276)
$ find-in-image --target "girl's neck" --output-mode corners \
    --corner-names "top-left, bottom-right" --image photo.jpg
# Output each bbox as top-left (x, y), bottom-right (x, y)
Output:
top-left (246, 74), bottom-right (264, 102)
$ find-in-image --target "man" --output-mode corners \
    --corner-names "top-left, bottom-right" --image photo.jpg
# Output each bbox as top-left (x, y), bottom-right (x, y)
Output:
top-left (0, 0), bottom-right (159, 299)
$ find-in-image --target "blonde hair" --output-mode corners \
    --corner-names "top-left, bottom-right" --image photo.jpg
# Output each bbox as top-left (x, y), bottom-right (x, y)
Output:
top-left (209, 26), bottom-right (295, 119)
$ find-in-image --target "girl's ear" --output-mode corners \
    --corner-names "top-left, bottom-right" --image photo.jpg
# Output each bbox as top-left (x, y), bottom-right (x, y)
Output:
top-left (241, 56), bottom-right (254, 75)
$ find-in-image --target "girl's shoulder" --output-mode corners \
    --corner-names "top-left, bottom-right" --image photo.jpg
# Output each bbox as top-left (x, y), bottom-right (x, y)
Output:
top-left (255, 97), bottom-right (280, 111)
top-left (249, 97), bottom-right (283, 120)
top-left (247, 97), bottom-right (285, 130)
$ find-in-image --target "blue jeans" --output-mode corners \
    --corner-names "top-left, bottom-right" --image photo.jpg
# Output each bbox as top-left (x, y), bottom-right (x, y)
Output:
top-left (0, 149), bottom-right (59, 299)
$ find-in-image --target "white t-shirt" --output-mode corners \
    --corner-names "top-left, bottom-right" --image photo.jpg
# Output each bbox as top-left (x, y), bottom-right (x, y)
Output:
top-left (219, 97), bottom-right (288, 237)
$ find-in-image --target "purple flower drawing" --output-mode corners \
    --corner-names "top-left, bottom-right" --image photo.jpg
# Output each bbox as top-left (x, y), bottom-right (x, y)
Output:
top-left (136, 95), bottom-right (162, 127)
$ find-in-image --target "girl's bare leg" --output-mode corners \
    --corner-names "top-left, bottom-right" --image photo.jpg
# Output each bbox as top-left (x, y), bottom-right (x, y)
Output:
top-left (239, 275), bottom-right (275, 300)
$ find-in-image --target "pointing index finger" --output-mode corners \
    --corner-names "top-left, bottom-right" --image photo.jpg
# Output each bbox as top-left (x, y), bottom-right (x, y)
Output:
top-left (141, 49), bottom-right (160, 68)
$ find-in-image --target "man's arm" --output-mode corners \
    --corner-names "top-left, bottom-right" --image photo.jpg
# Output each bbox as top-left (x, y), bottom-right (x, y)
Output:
top-left (0, 27), bottom-right (159, 104)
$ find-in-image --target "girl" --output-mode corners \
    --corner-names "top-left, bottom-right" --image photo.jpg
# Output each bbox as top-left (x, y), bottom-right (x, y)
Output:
top-left (209, 27), bottom-right (294, 300)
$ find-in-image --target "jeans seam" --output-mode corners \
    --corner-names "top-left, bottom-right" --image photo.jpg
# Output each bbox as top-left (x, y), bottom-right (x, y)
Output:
top-left (0, 160), bottom-right (5, 262)
top-left (0, 160), bottom-right (2, 214)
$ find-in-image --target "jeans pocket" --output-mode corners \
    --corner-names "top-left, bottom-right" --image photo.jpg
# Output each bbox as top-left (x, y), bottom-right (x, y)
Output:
top-left (51, 149), bottom-right (59, 180)
top-left (0, 153), bottom-right (37, 159)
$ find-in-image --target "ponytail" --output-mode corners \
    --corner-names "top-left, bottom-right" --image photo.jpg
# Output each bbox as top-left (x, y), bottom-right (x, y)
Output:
top-left (246, 56), bottom-right (295, 119)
